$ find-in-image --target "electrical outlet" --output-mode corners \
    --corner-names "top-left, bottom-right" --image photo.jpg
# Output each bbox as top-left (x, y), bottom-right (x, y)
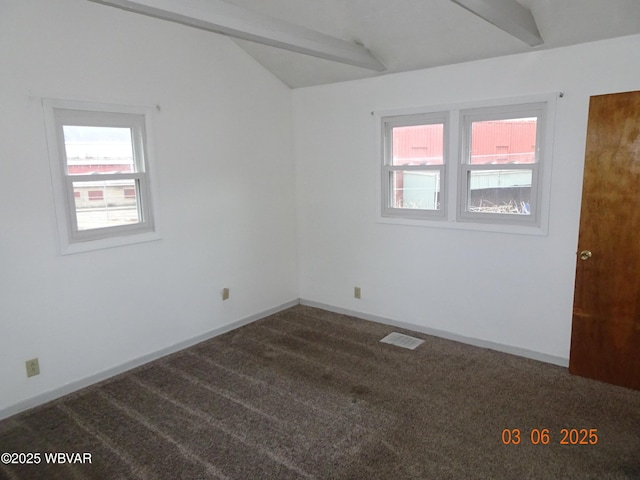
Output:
top-left (26, 358), bottom-right (40, 377)
top-left (354, 287), bottom-right (361, 299)
top-left (222, 287), bottom-right (230, 300)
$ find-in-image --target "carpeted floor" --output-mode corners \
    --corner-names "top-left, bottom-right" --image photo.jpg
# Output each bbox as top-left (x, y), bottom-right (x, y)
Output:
top-left (1, 305), bottom-right (639, 479)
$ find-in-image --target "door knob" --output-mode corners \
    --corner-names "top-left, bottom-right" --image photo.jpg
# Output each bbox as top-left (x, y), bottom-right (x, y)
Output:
top-left (579, 250), bottom-right (592, 261)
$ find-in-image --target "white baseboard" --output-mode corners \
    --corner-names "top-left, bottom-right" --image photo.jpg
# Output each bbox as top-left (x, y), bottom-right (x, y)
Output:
top-left (1, 297), bottom-right (569, 421)
top-left (299, 299), bottom-right (570, 368)
top-left (0, 299), bottom-right (299, 421)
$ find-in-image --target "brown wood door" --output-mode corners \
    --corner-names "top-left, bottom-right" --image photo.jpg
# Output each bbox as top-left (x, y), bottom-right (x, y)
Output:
top-left (569, 90), bottom-right (640, 390)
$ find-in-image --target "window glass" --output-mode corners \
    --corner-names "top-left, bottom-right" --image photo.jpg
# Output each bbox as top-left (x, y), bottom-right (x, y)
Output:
top-left (391, 170), bottom-right (441, 210)
top-left (63, 126), bottom-right (136, 174)
top-left (72, 179), bottom-right (141, 230)
top-left (392, 124), bottom-right (444, 166)
top-left (470, 118), bottom-right (537, 165)
top-left (466, 170), bottom-right (533, 215)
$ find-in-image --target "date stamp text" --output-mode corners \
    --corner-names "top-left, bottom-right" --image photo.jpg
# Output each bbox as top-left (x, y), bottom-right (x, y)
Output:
top-left (501, 428), bottom-right (598, 445)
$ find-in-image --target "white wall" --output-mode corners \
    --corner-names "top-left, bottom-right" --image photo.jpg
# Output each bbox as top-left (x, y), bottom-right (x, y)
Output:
top-left (2, 0), bottom-right (639, 419)
top-left (0, 0), bottom-right (298, 416)
top-left (293, 34), bottom-right (640, 363)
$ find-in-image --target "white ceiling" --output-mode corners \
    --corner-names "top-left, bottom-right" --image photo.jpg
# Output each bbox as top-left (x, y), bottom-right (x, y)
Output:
top-left (220, 0), bottom-right (640, 88)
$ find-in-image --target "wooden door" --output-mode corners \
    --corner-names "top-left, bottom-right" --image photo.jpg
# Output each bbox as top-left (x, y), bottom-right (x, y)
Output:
top-left (569, 91), bottom-right (640, 389)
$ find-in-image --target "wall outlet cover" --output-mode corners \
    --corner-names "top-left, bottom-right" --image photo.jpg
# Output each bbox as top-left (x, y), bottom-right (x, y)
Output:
top-left (26, 358), bottom-right (40, 377)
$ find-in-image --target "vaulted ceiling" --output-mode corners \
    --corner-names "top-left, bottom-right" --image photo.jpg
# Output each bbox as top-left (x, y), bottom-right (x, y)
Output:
top-left (91, 0), bottom-right (640, 88)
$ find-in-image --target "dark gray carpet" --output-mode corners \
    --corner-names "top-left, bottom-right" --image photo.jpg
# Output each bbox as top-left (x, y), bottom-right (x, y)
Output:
top-left (1, 305), bottom-right (639, 479)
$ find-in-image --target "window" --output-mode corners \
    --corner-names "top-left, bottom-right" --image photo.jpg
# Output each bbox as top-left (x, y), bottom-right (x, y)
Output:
top-left (379, 96), bottom-right (555, 233)
top-left (44, 99), bottom-right (159, 254)
top-left (382, 113), bottom-right (448, 219)
top-left (458, 103), bottom-right (546, 226)
top-left (87, 190), bottom-right (105, 201)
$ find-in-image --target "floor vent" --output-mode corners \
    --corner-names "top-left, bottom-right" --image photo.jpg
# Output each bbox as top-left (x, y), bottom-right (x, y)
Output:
top-left (380, 332), bottom-right (424, 350)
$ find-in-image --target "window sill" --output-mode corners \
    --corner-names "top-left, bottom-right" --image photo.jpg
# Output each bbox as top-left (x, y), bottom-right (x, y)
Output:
top-left (376, 214), bottom-right (549, 236)
top-left (60, 230), bottom-right (162, 255)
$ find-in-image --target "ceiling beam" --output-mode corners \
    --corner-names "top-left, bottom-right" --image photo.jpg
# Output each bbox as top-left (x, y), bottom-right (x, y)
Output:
top-left (450, 0), bottom-right (543, 46)
top-left (87, 0), bottom-right (386, 71)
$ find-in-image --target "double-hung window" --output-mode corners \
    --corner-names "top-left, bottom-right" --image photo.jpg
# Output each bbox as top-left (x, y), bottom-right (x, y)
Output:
top-left (382, 113), bottom-right (448, 219)
top-left (379, 96), bottom-right (554, 233)
top-left (458, 103), bottom-right (546, 226)
top-left (44, 99), bottom-right (159, 254)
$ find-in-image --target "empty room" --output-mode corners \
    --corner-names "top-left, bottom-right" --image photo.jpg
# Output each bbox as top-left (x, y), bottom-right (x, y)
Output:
top-left (1, 0), bottom-right (639, 478)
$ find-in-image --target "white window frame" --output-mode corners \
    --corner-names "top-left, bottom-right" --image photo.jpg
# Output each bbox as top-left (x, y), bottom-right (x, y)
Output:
top-left (458, 102), bottom-right (547, 227)
top-left (376, 94), bottom-right (556, 236)
top-left (381, 112), bottom-right (449, 220)
top-left (43, 99), bottom-right (161, 254)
